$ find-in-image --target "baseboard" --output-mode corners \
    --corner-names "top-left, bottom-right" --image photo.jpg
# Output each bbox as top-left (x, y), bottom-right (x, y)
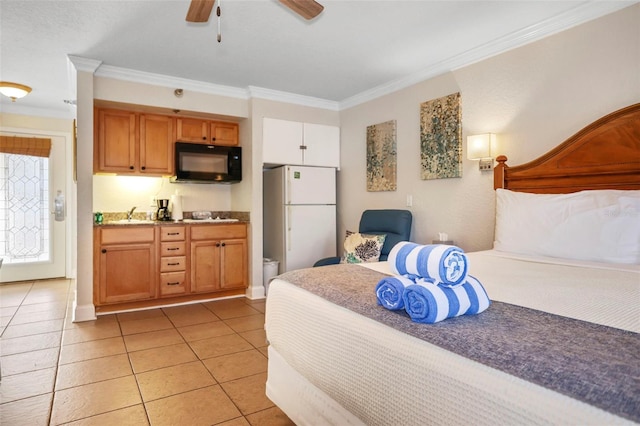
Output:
top-left (73, 301), bottom-right (97, 322)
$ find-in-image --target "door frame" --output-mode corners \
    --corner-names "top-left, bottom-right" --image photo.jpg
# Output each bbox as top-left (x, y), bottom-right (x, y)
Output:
top-left (0, 126), bottom-right (75, 281)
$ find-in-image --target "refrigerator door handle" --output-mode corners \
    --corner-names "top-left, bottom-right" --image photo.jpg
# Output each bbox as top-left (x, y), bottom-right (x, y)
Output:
top-left (287, 206), bottom-right (292, 251)
top-left (286, 167), bottom-right (291, 205)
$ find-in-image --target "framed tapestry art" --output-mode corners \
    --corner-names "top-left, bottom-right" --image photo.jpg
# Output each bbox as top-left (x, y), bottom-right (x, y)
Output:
top-left (366, 120), bottom-right (397, 192)
top-left (420, 93), bottom-right (462, 180)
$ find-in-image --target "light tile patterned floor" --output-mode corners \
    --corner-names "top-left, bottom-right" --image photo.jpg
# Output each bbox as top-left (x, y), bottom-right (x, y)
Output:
top-left (0, 279), bottom-right (294, 426)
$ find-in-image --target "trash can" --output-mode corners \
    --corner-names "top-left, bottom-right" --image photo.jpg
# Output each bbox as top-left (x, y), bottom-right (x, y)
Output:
top-left (263, 258), bottom-right (280, 296)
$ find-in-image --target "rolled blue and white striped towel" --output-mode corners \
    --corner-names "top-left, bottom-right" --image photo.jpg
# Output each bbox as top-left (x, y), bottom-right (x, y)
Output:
top-left (402, 275), bottom-right (491, 324)
top-left (375, 275), bottom-right (415, 310)
top-left (388, 242), bottom-right (469, 287)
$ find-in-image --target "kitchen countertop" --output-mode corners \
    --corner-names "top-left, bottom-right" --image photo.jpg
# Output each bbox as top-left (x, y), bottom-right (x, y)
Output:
top-left (95, 211), bottom-right (250, 226)
top-left (96, 219), bottom-right (248, 227)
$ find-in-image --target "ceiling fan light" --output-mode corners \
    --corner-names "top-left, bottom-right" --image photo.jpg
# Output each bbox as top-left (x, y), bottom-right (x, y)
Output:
top-left (0, 82), bottom-right (32, 101)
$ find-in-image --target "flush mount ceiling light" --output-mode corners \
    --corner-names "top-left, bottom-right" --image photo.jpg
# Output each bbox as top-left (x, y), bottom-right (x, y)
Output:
top-left (0, 81), bottom-right (32, 102)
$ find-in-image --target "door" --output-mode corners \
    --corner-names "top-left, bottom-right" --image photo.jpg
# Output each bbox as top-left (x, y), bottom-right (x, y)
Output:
top-left (0, 132), bottom-right (67, 283)
top-left (97, 109), bottom-right (136, 172)
top-left (191, 240), bottom-right (221, 293)
top-left (303, 123), bottom-right (340, 167)
top-left (263, 118), bottom-right (303, 165)
top-left (285, 165), bottom-right (336, 205)
top-left (98, 242), bottom-right (156, 304)
top-left (140, 114), bottom-right (173, 175)
top-left (284, 205), bottom-right (336, 271)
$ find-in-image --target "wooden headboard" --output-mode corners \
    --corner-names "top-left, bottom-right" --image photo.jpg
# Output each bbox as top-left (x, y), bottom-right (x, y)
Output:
top-left (494, 103), bottom-right (640, 193)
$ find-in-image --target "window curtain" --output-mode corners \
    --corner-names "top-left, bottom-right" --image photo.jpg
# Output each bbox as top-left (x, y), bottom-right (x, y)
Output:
top-left (0, 135), bottom-right (52, 158)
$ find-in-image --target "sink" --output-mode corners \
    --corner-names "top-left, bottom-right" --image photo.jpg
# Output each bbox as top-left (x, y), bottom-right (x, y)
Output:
top-left (109, 219), bottom-right (155, 225)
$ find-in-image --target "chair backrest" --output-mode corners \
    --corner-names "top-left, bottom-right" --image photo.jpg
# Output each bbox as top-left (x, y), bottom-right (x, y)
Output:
top-left (358, 209), bottom-right (413, 261)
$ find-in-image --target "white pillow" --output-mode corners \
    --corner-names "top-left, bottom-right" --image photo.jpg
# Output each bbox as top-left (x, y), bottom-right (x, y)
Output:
top-left (494, 189), bottom-right (640, 264)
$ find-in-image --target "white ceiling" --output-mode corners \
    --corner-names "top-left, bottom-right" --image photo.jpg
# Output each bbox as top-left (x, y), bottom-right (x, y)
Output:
top-left (0, 1), bottom-right (634, 118)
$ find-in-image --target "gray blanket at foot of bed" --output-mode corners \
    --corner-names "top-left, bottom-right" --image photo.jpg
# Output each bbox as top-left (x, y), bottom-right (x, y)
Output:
top-left (277, 264), bottom-right (640, 423)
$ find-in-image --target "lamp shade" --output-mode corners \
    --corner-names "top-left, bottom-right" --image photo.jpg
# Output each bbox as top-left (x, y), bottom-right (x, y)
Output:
top-left (0, 82), bottom-right (32, 101)
top-left (467, 133), bottom-right (494, 160)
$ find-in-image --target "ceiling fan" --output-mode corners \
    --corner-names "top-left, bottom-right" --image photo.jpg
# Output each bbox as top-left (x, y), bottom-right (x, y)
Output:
top-left (186, 0), bottom-right (324, 24)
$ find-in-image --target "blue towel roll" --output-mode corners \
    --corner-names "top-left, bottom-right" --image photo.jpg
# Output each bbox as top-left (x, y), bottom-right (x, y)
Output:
top-left (375, 275), bottom-right (415, 310)
top-left (388, 242), bottom-right (469, 287)
top-left (402, 276), bottom-right (491, 324)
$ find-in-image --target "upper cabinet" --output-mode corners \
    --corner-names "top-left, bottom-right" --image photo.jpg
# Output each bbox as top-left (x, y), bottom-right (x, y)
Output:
top-left (139, 114), bottom-right (174, 175)
top-left (263, 118), bottom-right (340, 168)
top-left (95, 108), bottom-right (173, 176)
top-left (176, 117), bottom-right (239, 146)
top-left (95, 106), bottom-right (240, 176)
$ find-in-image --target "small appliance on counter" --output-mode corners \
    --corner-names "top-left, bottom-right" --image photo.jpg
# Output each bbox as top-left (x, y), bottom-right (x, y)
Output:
top-left (156, 199), bottom-right (171, 221)
top-left (171, 193), bottom-right (183, 221)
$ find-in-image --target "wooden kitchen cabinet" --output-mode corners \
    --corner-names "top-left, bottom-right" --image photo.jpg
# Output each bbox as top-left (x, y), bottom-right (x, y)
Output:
top-left (190, 223), bottom-right (248, 293)
top-left (176, 117), bottom-right (239, 146)
top-left (262, 117), bottom-right (340, 167)
top-left (139, 114), bottom-right (174, 175)
top-left (159, 226), bottom-right (188, 297)
top-left (95, 109), bottom-right (136, 173)
top-left (94, 226), bottom-right (157, 305)
top-left (95, 108), bottom-right (173, 175)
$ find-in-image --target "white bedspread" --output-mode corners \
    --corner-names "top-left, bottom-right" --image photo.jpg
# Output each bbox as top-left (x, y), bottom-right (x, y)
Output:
top-left (365, 250), bottom-right (639, 332)
top-left (266, 252), bottom-right (639, 425)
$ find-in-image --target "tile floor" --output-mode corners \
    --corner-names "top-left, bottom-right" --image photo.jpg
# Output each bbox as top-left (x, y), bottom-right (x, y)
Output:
top-left (0, 278), bottom-right (294, 426)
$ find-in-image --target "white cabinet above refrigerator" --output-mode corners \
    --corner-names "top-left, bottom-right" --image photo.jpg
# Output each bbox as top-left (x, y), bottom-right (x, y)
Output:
top-left (263, 118), bottom-right (340, 168)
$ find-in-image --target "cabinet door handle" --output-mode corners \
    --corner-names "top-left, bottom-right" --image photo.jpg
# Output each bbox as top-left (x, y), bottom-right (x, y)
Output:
top-left (167, 282), bottom-right (180, 286)
top-left (167, 247), bottom-right (179, 251)
top-left (141, 166), bottom-right (146, 170)
top-left (167, 262), bottom-right (180, 266)
top-left (168, 232), bottom-right (180, 235)
top-left (202, 136), bottom-right (206, 140)
top-left (221, 242), bottom-right (226, 247)
top-left (101, 249), bottom-right (107, 253)
top-left (129, 166), bottom-right (134, 170)
top-left (212, 137), bottom-right (216, 141)
top-left (216, 243), bottom-right (221, 247)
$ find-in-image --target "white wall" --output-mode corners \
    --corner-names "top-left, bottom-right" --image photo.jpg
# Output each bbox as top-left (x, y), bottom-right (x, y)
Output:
top-left (248, 98), bottom-right (340, 298)
top-left (338, 5), bottom-right (639, 252)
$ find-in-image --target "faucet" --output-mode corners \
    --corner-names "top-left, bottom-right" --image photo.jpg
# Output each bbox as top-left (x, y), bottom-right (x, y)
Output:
top-left (127, 206), bottom-right (136, 221)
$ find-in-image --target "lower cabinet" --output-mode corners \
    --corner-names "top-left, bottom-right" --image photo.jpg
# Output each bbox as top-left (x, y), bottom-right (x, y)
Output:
top-left (94, 223), bottom-right (248, 307)
top-left (94, 226), bottom-right (157, 305)
top-left (190, 224), bottom-right (248, 293)
top-left (159, 226), bottom-right (188, 297)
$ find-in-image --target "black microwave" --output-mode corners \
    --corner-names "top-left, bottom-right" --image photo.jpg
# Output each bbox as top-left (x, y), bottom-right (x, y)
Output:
top-left (172, 142), bottom-right (242, 183)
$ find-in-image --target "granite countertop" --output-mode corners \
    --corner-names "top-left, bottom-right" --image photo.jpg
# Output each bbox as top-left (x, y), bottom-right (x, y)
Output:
top-left (95, 211), bottom-right (250, 226)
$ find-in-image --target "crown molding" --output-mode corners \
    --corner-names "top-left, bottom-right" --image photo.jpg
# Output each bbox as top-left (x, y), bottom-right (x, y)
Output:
top-left (339, 2), bottom-right (634, 110)
top-left (67, 55), bottom-right (102, 73)
top-left (247, 86), bottom-right (339, 111)
top-left (94, 65), bottom-right (249, 100)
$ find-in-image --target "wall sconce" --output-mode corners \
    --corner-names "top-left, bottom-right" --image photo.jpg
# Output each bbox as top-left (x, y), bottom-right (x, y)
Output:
top-left (0, 81), bottom-right (32, 102)
top-left (467, 133), bottom-right (496, 171)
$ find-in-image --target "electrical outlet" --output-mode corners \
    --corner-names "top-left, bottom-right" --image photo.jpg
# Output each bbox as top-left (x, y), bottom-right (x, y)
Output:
top-left (150, 196), bottom-right (156, 207)
top-left (406, 194), bottom-right (413, 207)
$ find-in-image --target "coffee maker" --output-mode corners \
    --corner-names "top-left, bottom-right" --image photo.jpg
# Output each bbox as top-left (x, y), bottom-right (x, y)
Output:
top-left (156, 199), bottom-right (171, 221)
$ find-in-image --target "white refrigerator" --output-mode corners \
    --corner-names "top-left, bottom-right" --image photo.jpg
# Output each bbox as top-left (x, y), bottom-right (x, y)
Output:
top-left (263, 165), bottom-right (337, 273)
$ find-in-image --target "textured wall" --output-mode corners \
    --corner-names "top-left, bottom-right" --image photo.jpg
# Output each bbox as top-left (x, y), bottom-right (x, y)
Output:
top-left (338, 5), bottom-right (639, 252)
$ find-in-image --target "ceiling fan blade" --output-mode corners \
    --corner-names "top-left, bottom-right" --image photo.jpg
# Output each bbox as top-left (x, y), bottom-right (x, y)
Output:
top-left (279, 0), bottom-right (324, 20)
top-left (186, 0), bottom-right (215, 22)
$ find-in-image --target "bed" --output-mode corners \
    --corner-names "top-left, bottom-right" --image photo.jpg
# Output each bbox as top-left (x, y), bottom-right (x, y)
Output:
top-left (265, 104), bottom-right (640, 425)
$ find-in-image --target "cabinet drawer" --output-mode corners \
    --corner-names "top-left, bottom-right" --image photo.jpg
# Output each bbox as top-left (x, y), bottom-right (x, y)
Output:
top-left (160, 272), bottom-right (187, 296)
top-left (100, 227), bottom-right (155, 244)
top-left (160, 242), bottom-right (186, 256)
top-left (161, 226), bottom-right (186, 241)
top-left (190, 223), bottom-right (247, 240)
top-left (160, 256), bottom-right (186, 272)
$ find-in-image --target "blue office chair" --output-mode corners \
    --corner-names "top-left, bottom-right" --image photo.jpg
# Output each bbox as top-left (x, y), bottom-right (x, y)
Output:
top-left (314, 209), bottom-right (413, 266)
